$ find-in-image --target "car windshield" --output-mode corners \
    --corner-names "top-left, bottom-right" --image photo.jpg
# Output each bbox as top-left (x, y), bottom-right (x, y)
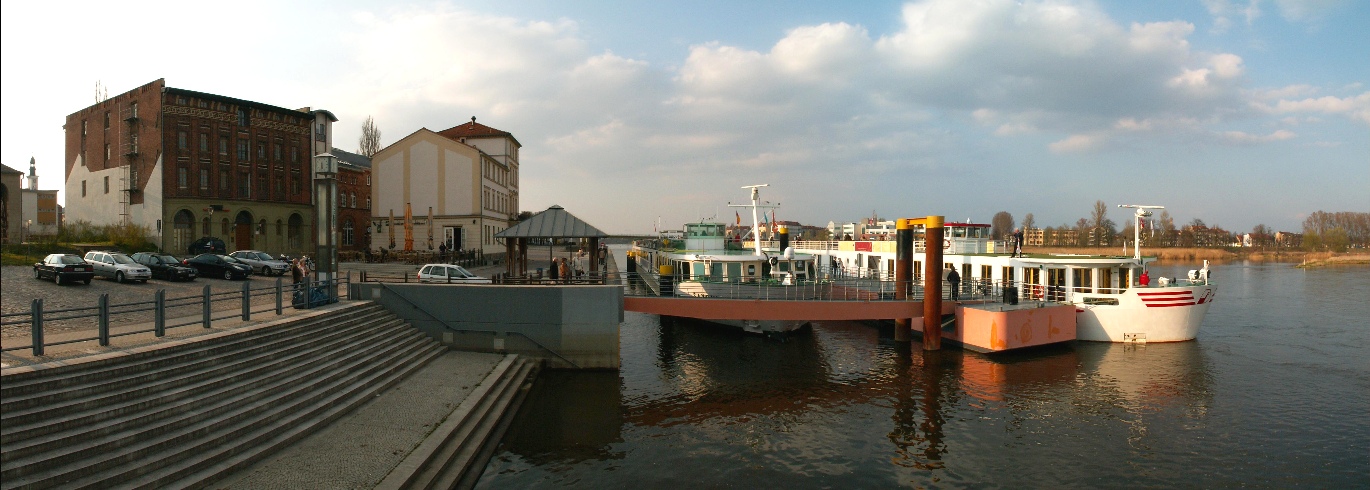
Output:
top-left (158, 255), bottom-right (179, 264)
top-left (59, 256), bottom-right (84, 264)
top-left (111, 254), bottom-right (136, 265)
top-left (452, 266), bottom-right (475, 278)
top-left (224, 256), bottom-right (245, 264)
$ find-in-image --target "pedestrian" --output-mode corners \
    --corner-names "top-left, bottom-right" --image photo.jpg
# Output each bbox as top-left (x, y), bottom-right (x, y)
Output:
top-left (438, 243), bottom-right (447, 263)
top-left (291, 258), bottom-right (303, 285)
top-left (1139, 269), bottom-right (1150, 287)
top-left (549, 258), bottom-right (560, 281)
top-left (1013, 228), bottom-right (1024, 257)
top-left (558, 257), bottom-right (570, 283)
top-left (947, 267), bottom-right (961, 301)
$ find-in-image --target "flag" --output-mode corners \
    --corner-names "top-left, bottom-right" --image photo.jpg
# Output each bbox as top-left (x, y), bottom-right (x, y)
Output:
top-left (735, 211), bottom-right (741, 225)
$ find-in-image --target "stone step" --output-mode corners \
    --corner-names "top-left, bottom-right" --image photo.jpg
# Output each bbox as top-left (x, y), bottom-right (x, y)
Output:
top-left (0, 302), bottom-right (382, 397)
top-left (432, 359), bottom-right (538, 490)
top-left (453, 359), bottom-right (539, 490)
top-left (1, 318), bottom-right (408, 466)
top-left (1, 319), bottom-right (428, 487)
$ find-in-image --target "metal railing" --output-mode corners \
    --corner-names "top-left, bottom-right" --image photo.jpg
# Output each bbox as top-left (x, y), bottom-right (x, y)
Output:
top-left (0, 274), bottom-right (351, 357)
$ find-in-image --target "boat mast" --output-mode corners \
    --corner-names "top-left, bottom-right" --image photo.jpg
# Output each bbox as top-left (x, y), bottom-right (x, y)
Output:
top-left (731, 184), bottom-right (775, 256)
top-left (1118, 204), bottom-right (1164, 261)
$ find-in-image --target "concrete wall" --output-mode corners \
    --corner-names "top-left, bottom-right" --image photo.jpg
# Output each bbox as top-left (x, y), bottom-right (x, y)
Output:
top-left (351, 283), bottom-right (622, 369)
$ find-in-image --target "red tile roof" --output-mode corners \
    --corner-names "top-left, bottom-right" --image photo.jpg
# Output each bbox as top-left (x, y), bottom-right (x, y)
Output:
top-left (435, 117), bottom-right (520, 147)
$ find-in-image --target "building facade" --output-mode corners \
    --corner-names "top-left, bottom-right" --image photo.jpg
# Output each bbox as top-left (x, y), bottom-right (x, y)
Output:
top-left (64, 79), bottom-right (329, 255)
top-left (371, 118), bottom-right (519, 258)
top-left (331, 148), bottom-right (372, 252)
top-left (0, 163), bottom-right (22, 244)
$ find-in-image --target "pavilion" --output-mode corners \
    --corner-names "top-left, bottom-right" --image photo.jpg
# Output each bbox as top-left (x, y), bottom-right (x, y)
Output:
top-left (494, 205), bottom-right (609, 277)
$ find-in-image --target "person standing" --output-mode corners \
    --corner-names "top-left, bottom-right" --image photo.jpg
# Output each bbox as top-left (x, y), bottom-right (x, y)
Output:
top-left (1013, 228), bottom-right (1024, 257)
top-left (1139, 269), bottom-right (1150, 287)
top-left (291, 258), bottom-right (303, 285)
top-left (947, 267), bottom-right (961, 301)
top-left (558, 257), bottom-right (570, 283)
top-left (549, 257), bottom-right (560, 281)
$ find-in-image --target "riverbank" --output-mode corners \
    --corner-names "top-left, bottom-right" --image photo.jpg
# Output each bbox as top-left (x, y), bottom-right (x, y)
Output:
top-left (1296, 253), bottom-right (1370, 268)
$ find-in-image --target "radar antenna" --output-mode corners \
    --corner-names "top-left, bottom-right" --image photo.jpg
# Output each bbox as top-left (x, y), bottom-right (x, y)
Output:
top-left (1118, 204), bottom-right (1165, 261)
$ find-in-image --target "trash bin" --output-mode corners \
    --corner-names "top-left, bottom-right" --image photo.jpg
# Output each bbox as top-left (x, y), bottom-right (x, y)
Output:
top-left (1003, 286), bottom-right (1019, 305)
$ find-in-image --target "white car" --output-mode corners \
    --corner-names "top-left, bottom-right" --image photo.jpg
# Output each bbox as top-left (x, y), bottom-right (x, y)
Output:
top-left (416, 264), bottom-right (491, 284)
top-left (84, 251), bottom-right (153, 283)
top-left (229, 250), bottom-right (291, 276)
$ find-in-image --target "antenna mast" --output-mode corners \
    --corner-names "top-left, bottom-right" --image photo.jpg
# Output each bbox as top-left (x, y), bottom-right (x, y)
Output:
top-left (1118, 204), bottom-right (1164, 261)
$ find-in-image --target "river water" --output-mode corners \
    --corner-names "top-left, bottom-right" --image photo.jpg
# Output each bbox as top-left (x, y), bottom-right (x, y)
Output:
top-left (477, 260), bottom-right (1369, 488)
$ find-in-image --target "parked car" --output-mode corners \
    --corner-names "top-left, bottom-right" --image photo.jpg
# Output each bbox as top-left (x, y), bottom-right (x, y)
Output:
top-left (416, 263), bottom-right (491, 284)
top-left (223, 255), bottom-right (255, 276)
top-left (183, 253), bottom-right (253, 280)
top-left (130, 252), bottom-right (199, 281)
top-left (229, 250), bottom-right (290, 276)
top-left (188, 237), bottom-right (227, 255)
top-left (84, 251), bottom-right (153, 283)
top-left (33, 254), bottom-right (95, 285)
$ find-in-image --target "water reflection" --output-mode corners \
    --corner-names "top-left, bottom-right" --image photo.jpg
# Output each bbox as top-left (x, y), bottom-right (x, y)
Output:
top-left (484, 314), bottom-right (1219, 486)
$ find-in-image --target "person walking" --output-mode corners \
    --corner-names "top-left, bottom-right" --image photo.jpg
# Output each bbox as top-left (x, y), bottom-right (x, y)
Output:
top-left (558, 257), bottom-right (570, 283)
top-left (947, 267), bottom-right (961, 301)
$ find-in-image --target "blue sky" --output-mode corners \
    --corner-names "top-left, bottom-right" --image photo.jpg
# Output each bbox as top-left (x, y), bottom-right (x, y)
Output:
top-left (2, 0), bottom-right (1366, 234)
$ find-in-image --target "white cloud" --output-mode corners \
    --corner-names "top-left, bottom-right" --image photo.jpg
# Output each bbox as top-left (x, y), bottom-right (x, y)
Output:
top-left (1219, 129), bottom-right (1296, 144)
top-left (1257, 92), bottom-right (1370, 123)
top-left (1203, 0), bottom-right (1262, 33)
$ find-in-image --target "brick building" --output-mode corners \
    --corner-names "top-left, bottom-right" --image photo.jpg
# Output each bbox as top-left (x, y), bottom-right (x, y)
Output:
top-left (63, 79), bottom-right (334, 255)
top-left (0, 163), bottom-right (21, 244)
top-left (330, 148), bottom-right (372, 252)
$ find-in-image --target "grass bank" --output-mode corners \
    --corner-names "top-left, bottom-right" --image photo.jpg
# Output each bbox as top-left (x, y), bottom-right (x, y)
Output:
top-left (1027, 246), bottom-right (1237, 261)
top-left (1296, 253), bottom-right (1370, 268)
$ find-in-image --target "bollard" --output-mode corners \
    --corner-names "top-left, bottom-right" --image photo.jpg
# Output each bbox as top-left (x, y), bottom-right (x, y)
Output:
top-left (275, 277), bottom-right (284, 315)
top-left (923, 216), bottom-right (944, 351)
top-left (31, 298), bottom-right (44, 356)
top-left (154, 289), bottom-right (166, 337)
top-left (894, 218), bottom-right (914, 342)
top-left (203, 284), bottom-right (212, 328)
top-left (98, 294), bottom-right (110, 346)
top-left (241, 280), bottom-right (251, 320)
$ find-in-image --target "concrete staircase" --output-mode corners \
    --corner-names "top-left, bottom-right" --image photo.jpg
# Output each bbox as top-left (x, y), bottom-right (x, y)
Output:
top-left (0, 301), bottom-right (447, 490)
top-left (375, 354), bottom-right (539, 490)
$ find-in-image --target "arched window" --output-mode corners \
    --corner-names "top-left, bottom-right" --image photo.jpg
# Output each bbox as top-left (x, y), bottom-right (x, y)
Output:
top-left (342, 218), bottom-right (355, 246)
top-left (276, 219), bottom-right (283, 236)
top-left (202, 217), bottom-right (211, 236)
top-left (221, 218), bottom-right (230, 236)
top-left (287, 213), bottom-right (303, 250)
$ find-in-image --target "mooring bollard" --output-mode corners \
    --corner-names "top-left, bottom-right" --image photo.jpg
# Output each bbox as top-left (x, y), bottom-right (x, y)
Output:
top-left (31, 298), bottom-right (44, 356)
top-left (923, 215), bottom-right (944, 351)
top-left (894, 218), bottom-right (914, 342)
top-left (275, 277), bottom-right (283, 315)
top-left (98, 294), bottom-right (110, 346)
top-left (154, 289), bottom-right (166, 337)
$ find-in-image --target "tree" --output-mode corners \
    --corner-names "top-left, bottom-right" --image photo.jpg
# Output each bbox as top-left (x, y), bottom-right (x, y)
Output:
top-left (359, 116), bottom-right (382, 157)
top-left (1021, 213), bottom-right (1035, 232)
top-left (1090, 200), bottom-right (1110, 246)
top-left (1075, 218), bottom-right (1090, 247)
top-left (991, 211), bottom-right (1014, 240)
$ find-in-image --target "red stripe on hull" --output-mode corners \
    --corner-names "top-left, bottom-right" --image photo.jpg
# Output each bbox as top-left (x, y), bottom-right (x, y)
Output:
top-left (1144, 302), bottom-right (1196, 307)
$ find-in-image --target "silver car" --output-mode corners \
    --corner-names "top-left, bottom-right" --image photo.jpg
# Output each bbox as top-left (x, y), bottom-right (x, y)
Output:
top-left (229, 250), bottom-right (291, 276)
top-left (83, 251), bottom-right (153, 283)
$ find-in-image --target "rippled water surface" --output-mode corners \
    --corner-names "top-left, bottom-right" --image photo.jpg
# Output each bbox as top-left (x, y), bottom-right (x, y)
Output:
top-left (478, 261), bottom-right (1369, 487)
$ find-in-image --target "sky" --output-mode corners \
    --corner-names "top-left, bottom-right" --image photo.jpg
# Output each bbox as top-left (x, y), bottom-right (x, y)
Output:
top-left (2, 0), bottom-right (1367, 234)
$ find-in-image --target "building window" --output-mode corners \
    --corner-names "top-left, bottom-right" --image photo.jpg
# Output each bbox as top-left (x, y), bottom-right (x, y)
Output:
top-left (220, 169), bottom-right (230, 191)
top-left (315, 123), bottom-right (326, 141)
top-left (200, 133), bottom-right (209, 152)
top-left (130, 102), bottom-right (138, 118)
top-left (82, 119), bottom-right (88, 136)
top-left (222, 218), bottom-right (230, 236)
top-left (200, 168), bottom-right (209, 190)
top-left (274, 173), bottom-right (283, 196)
top-left (238, 109), bottom-right (249, 126)
top-left (239, 172), bottom-right (251, 198)
top-left (105, 144), bottom-right (111, 163)
top-left (82, 180), bottom-right (87, 197)
top-left (178, 131), bottom-right (188, 150)
top-left (104, 111), bottom-right (110, 129)
top-left (202, 217), bottom-right (211, 236)
top-left (219, 136), bottom-right (228, 155)
top-left (257, 142), bottom-right (266, 160)
top-left (258, 173), bottom-right (267, 198)
top-left (343, 219), bottom-right (355, 246)
top-left (366, 197), bottom-right (371, 209)
top-left (291, 147), bottom-right (298, 163)
top-left (104, 176), bottom-right (110, 194)
top-left (274, 144), bottom-right (281, 161)
top-left (130, 164), bottom-right (138, 186)
top-left (237, 139), bottom-right (249, 161)
top-left (177, 167), bottom-right (188, 189)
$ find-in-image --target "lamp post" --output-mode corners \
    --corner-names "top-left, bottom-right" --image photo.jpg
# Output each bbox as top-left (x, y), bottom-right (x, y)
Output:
top-left (313, 153), bottom-right (338, 290)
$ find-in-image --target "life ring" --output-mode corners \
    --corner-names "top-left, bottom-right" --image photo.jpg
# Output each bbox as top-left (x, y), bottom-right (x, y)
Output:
top-left (943, 239), bottom-right (951, 250)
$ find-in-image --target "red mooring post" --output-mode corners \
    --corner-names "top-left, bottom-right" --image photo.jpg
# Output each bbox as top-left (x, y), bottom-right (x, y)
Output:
top-left (894, 218), bottom-right (914, 342)
top-left (923, 215), bottom-right (944, 350)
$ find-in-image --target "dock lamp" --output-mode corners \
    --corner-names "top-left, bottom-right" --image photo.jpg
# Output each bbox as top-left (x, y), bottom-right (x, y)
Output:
top-left (313, 153), bottom-right (338, 293)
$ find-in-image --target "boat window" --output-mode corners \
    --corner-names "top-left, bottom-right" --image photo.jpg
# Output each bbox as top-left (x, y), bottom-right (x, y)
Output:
top-left (693, 262), bottom-right (706, 279)
top-left (1098, 268), bottom-right (1114, 293)
top-left (726, 263), bottom-right (741, 282)
top-left (710, 263), bottom-right (723, 282)
top-left (747, 264), bottom-right (756, 276)
top-left (1072, 268), bottom-right (1093, 293)
top-left (778, 262), bottom-right (790, 272)
top-left (1083, 297), bottom-right (1119, 306)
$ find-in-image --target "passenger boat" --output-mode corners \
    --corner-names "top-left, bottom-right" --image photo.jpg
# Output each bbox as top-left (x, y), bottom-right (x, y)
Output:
top-left (787, 205), bottom-right (1214, 342)
top-left (631, 185), bottom-right (821, 334)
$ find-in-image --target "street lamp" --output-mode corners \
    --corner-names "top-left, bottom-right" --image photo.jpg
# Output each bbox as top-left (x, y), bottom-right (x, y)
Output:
top-left (313, 153), bottom-right (338, 293)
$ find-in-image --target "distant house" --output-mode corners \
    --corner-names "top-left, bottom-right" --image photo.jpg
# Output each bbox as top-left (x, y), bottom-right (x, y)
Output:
top-left (330, 148), bottom-right (371, 252)
top-left (1274, 231), bottom-right (1303, 248)
top-left (1, 163), bottom-right (22, 243)
top-left (370, 117), bottom-right (519, 258)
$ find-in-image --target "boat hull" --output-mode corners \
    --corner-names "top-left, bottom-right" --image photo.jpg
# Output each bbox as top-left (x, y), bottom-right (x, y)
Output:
top-left (1075, 284), bottom-right (1214, 342)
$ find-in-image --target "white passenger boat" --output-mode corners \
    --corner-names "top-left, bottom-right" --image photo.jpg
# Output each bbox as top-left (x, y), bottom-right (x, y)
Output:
top-left (788, 205), bottom-right (1214, 342)
top-left (631, 185), bottom-right (821, 334)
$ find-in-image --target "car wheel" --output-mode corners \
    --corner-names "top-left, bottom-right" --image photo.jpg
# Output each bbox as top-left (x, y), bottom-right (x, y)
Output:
top-left (224, 270), bottom-right (234, 280)
top-left (54, 273), bottom-right (62, 285)
top-left (34, 268), bottom-right (41, 279)
top-left (116, 271), bottom-right (125, 283)
top-left (261, 266), bottom-right (271, 276)
top-left (83, 278), bottom-right (91, 284)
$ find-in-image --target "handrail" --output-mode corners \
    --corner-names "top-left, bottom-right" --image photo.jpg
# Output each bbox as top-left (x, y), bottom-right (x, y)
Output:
top-left (1, 276), bottom-right (350, 356)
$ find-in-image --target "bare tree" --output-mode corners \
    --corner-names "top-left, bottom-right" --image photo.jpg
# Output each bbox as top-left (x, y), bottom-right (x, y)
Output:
top-left (1021, 213), bottom-right (1035, 232)
top-left (359, 116), bottom-right (382, 157)
top-left (991, 211), bottom-right (1014, 240)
